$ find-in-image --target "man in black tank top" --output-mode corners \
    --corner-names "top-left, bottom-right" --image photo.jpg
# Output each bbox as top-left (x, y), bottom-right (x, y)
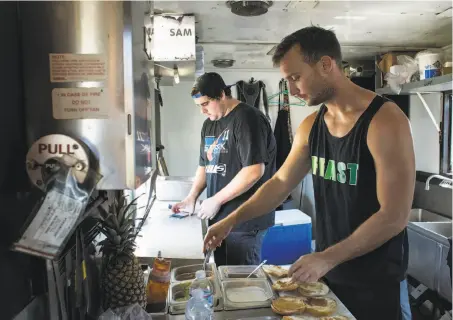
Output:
top-left (204, 27), bottom-right (416, 320)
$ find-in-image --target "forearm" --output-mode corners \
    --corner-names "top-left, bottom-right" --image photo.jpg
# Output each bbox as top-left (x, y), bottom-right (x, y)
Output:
top-left (187, 166), bottom-right (206, 200)
top-left (229, 175), bottom-right (295, 226)
top-left (214, 164), bottom-right (263, 205)
top-left (322, 209), bottom-right (407, 267)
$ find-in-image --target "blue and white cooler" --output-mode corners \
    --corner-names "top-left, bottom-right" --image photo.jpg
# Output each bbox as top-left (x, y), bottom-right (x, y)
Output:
top-left (261, 209), bottom-right (312, 265)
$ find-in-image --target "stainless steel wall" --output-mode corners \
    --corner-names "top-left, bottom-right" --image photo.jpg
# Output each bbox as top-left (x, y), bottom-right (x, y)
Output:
top-left (19, 1), bottom-right (155, 190)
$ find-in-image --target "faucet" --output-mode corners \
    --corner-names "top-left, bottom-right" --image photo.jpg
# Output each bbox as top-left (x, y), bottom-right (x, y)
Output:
top-left (425, 174), bottom-right (453, 190)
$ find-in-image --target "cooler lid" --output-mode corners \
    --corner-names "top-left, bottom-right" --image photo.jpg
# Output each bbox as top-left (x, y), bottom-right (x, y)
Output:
top-left (275, 209), bottom-right (311, 226)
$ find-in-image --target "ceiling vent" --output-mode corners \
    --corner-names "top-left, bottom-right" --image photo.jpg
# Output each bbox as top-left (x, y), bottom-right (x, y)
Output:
top-left (226, 1), bottom-right (273, 17)
top-left (211, 59), bottom-right (235, 68)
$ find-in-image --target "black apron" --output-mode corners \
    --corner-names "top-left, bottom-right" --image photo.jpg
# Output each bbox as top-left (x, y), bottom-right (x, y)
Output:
top-left (236, 79), bottom-right (271, 123)
top-left (273, 79), bottom-right (293, 209)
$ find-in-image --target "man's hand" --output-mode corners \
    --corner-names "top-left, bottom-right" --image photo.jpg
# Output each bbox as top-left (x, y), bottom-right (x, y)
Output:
top-left (198, 197), bottom-right (221, 220)
top-left (171, 197), bottom-right (196, 215)
top-left (203, 217), bottom-right (234, 251)
top-left (288, 252), bottom-right (337, 283)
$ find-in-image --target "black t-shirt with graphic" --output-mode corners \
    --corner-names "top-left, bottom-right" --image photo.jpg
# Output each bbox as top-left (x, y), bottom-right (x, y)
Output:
top-left (199, 103), bottom-right (277, 232)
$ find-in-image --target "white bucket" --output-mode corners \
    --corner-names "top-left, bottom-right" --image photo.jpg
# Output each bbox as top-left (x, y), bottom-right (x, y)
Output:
top-left (416, 50), bottom-right (443, 80)
top-left (155, 176), bottom-right (194, 201)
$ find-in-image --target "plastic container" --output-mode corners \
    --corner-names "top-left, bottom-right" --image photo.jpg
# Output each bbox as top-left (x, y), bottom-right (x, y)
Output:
top-left (185, 288), bottom-right (213, 320)
top-left (443, 62), bottom-right (452, 75)
top-left (416, 50), bottom-right (443, 80)
top-left (155, 176), bottom-right (194, 201)
top-left (261, 209), bottom-right (312, 265)
top-left (218, 265), bottom-right (267, 281)
top-left (221, 279), bottom-right (274, 311)
top-left (146, 251), bottom-right (171, 305)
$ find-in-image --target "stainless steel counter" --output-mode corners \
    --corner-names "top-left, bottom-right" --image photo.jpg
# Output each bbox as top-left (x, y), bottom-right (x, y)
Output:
top-left (152, 308), bottom-right (278, 320)
top-left (138, 200), bottom-right (355, 318)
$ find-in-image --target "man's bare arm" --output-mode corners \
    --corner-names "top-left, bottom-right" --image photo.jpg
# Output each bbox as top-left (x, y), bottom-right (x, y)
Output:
top-left (186, 166), bottom-right (207, 201)
top-left (214, 163), bottom-right (265, 205)
top-left (228, 112), bottom-right (318, 226)
top-left (321, 102), bottom-right (416, 266)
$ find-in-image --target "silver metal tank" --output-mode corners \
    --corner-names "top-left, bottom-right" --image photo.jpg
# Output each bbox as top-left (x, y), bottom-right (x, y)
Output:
top-left (19, 1), bottom-right (155, 190)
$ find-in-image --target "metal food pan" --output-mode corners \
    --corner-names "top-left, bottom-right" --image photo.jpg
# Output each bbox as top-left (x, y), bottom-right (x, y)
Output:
top-left (221, 279), bottom-right (274, 311)
top-left (171, 263), bottom-right (217, 283)
top-left (168, 278), bottom-right (224, 315)
top-left (218, 265), bottom-right (267, 281)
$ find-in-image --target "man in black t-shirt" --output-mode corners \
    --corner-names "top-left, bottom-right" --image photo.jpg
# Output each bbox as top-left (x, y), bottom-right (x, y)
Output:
top-left (171, 72), bottom-right (277, 266)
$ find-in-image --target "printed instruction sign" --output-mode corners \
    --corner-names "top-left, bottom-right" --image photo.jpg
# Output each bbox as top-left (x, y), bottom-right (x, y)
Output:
top-left (52, 87), bottom-right (109, 119)
top-left (49, 53), bottom-right (107, 82)
top-left (15, 190), bottom-right (84, 258)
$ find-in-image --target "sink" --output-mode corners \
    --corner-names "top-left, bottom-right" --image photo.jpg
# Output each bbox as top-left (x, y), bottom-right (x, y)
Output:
top-left (407, 214), bottom-right (452, 300)
top-left (409, 208), bottom-right (451, 222)
top-left (411, 222), bottom-right (452, 238)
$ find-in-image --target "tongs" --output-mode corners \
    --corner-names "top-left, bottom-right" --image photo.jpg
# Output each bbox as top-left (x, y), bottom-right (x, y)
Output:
top-left (203, 249), bottom-right (213, 271)
top-left (246, 260), bottom-right (267, 278)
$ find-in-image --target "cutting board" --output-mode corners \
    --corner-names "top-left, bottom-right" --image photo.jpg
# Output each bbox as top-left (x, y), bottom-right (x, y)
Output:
top-left (135, 200), bottom-right (205, 260)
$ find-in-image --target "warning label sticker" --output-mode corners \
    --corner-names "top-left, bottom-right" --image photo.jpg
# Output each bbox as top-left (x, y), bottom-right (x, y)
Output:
top-left (52, 87), bottom-right (109, 119)
top-left (49, 53), bottom-right (107, 82)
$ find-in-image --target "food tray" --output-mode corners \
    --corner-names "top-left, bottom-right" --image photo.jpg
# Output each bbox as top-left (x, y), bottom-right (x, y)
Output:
top-left (266, 267), bottom-right (356, 319)
top-left (218, 265), bottom-right (267, 280)
top-left (221, 278), bottom-right (275, 311)
top-left (168, 277), bottom-right (224, 314)
top-left (171, 263), bottom-right (217, 283)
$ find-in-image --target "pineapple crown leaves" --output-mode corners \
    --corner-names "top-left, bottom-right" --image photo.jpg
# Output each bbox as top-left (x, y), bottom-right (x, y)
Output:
top-left (96, 193), bottom-right (145, 259)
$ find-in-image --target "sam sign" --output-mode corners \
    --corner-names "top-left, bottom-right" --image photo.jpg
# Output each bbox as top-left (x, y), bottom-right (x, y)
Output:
top-left (152, 14), bottom-right (195, 61)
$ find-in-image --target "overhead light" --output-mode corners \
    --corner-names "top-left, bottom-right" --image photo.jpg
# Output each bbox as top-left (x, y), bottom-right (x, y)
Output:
top-left (173, 66), bottom-right (180, 84)
top-left (334, 16), bottom-right (366, 20)
top-left (211, 59), bottom-right (235, 68)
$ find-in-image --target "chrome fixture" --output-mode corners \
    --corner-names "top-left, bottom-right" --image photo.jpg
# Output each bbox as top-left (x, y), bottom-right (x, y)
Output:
top-left (425, 174), bottom-right (453, 190)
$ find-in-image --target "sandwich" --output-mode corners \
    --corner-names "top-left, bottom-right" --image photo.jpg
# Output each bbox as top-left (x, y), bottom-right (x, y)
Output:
top-left (272, 277), bottom-right (299, 291)
top-left (298, 281), bottom-right (330, 297)
top-left (262, 264), bottom-right (288, 278)
top-left (282, 316), bottom-right (348, 320)
top-left (302, 297), bottom-right (337, 317)
top-left (271, 296), bottom-right (306, 316)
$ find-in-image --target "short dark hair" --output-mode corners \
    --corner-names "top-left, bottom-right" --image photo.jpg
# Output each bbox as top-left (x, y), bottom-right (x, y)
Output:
top-left (272, 26), bottom-right (342, 69)
top-left (190, 72), bottom-right (232, 100)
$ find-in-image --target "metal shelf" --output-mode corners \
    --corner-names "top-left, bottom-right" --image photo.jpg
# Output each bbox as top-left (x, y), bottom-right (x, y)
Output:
top-left (376, 74), bottom-right (453, 95)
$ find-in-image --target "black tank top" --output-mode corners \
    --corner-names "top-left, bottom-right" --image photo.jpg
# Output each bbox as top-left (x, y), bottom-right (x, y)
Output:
top-left (309, 95), bottom-right (408, 286)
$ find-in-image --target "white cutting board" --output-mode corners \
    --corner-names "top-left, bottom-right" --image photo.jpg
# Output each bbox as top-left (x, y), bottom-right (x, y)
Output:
top-left (134, 200), bottom-right (205, 260)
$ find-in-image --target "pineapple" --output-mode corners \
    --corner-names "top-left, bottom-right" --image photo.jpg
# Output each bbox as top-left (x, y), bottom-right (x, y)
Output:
top-left (97, 193), bottom-right (147, 310)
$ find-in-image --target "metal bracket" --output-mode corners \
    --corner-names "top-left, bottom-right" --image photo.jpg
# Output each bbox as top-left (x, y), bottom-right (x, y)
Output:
top-left (416, 92), bottom-right (441, 132)
top-left (143, 24), bottom-right (153, 60)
